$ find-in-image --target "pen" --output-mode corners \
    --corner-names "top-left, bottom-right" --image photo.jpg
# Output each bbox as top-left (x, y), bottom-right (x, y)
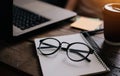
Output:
top-left (82, 29), bottom-right (104, 36)
top-left (81, 31), bottom-right (101, 53)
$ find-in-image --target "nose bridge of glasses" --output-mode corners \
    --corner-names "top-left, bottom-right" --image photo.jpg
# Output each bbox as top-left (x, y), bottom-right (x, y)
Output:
top-left (61, 42), bottom-right (69, 47)
top-left (59, 42), bottom-right (69, 51)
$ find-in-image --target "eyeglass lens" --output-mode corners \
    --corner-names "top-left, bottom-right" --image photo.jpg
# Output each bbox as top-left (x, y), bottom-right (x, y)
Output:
top-left (67, 43), bottom-right (90, 61)
top-left (40, 38), bottom-right (60, 54)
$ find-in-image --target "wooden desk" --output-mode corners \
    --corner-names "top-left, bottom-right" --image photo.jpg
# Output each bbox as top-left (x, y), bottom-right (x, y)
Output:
top-left (0, 21), bottom-right (120, 76)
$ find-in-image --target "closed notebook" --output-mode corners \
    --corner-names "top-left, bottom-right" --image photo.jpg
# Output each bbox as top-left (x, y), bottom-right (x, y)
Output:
top-left (34, 33), bottom-right (110, 76)
top-left (70, 16), bottom-right (103, 31)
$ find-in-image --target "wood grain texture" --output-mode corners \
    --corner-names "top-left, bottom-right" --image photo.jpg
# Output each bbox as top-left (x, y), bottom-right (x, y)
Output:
top-left (0, 21), bottom-right (120, 76)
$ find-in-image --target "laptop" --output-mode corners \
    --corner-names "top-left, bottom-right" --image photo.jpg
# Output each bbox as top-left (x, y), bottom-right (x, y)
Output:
top-left (13, 0), bottom-right (77, 37)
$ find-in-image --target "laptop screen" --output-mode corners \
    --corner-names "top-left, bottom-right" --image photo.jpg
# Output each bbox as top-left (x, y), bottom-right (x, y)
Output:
top-left (0, 0), bottom-right (12, 39)
top-left (41, 0), bottom-right (67, 8)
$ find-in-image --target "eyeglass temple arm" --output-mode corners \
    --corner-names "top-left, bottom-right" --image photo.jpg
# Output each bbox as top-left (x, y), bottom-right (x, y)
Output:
top-left (68, 48), bottom-right (93, 54)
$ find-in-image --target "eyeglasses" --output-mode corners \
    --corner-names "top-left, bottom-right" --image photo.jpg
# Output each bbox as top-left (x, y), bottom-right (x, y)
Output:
top-left (37, 38), bottom-right (94, 62)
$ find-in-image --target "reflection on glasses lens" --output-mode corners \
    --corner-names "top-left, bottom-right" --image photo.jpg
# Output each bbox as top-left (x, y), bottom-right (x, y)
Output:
top-left (39, 38), bottom-right (60, 55)
top-left (67, 43), bottom-right (90, 61)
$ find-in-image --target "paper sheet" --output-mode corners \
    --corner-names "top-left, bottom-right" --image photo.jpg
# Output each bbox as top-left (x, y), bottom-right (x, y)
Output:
top-left (70, 16), bottom-right (103, 31)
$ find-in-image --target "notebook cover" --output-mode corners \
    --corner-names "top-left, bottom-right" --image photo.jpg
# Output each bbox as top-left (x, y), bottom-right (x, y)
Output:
top-left (34, 33), bottom-right (110, 76)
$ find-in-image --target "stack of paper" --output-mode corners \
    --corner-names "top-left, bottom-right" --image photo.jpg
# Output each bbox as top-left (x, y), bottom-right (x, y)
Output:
top-left (70, 16), bottom-right (103, 31)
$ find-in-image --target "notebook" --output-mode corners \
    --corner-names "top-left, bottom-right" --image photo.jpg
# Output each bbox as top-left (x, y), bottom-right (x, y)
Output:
top-left (70, 16), bottom-right (103, 31)
top-left (34, 33), bottom-right (110, 76)
top-left (13, 0), bottom-right (76, 36)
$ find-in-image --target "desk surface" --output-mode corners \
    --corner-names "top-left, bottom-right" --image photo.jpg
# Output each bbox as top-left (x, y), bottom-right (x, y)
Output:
top-left (0, 21), bottom-right (120, 76)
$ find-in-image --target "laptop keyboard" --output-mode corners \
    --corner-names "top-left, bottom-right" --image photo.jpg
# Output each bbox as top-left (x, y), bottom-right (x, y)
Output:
top-left (13, 5), bottom-right (50, 30)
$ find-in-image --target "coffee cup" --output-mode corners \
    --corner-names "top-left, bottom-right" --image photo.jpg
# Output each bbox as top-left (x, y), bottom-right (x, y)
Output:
top-left (103, 3), bottom-right (120, 46)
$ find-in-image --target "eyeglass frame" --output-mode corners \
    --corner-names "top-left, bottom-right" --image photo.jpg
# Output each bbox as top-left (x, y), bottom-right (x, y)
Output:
top-left (37, 37), bottom-right (94, 62)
